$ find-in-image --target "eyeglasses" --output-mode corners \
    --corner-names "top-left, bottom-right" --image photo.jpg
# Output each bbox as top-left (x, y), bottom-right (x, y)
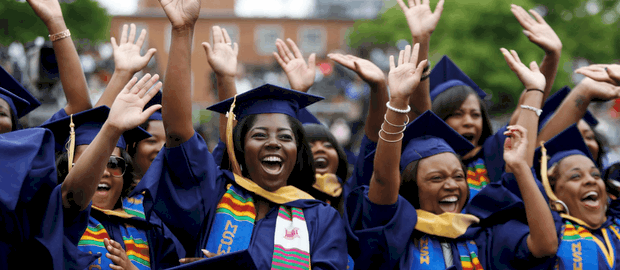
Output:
top-left (72, 156), bottom-right (126, 177)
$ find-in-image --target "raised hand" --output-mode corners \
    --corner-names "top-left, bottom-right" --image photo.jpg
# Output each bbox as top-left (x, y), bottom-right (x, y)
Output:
top-left (26, 0), bottom-right (63, 26)
top-left (159, 0), bottom-right (200, 29)
top-left (387, 44), bottom-right (427, 100)
top-left (396, 0), bottom-right (445, 38)
top-left (112, 24), bottom-right (157, 74)
top-left (273, 38), bottom-right (316, 92)
top-left (104, 238), bottom-right (138, 270)
top-left (328, 53), bottom-right (385, 86)
top-left (503, 125), bottom-right (528, 171)
top-left (578, 77), bottom-right (620, 102)
top-left (107, 74), bottom-right (162, 132)
top-left (500, 48), bottom-right (545, 90)
top-left (575, 64), bottom-right (620, 86)
top-left (511, 4), bottom-right (562, 54)
top-left (202, 26), bottom-right (239, 78)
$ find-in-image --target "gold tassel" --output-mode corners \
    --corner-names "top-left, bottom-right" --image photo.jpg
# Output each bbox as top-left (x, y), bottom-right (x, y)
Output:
top-left (67, 114), bottom-right (76, 173)
top-left (226, 95), bottom-right (242, 175)
top-left (540, 141), bottom-right (568, 214)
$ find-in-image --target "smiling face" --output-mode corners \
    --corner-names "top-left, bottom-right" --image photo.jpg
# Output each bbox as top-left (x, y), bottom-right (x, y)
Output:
top-left (243, 114), bottom-right (298, 192)
top-left (73, 145), bottom-right (125, 210)
top-left (0, 98), bottom-right (13, 134)
top-left (416, 152), bottom-right (468, 214)
top-left (134, 120), bottom-right (165, 178)
top-left (553, 155), bottom-right (607, 229)
top-left (577, 120), bottom-right (599, 162)
top-left (444, 94), bottom-right (483, 147)
top-left (310, 140), bottom-right (339, 176)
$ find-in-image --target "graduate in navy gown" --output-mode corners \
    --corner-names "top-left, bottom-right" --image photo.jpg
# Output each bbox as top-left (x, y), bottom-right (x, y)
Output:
top-left (0, 71), bottom-right (94, 269)
top-left (345, 44), bottom-right (557, 270)
top-left (42, 75), bottom-right (181, 270)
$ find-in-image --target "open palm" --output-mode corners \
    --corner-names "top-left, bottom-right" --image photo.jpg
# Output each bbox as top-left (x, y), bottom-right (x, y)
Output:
top-left (397, 0), bottom-right (444, 37)
top-left (108, 74), bottom-right (162, 132)
top-left (203, 26), bottom-right (239, 77)
top-left (501, 48), bottom-right (545, 90)
top-left (511, 5), bottom-right (561, 54)
top-left (112, 24), bottom-right (157, 74)
top-left (159, 0), bottom-right (200, 28)
top-left (328, 53), bottom-right (385, 86)
top-left (273, 38), bottom-right (315, 92)
top-left (388, 44), bottom-right (427, 100)
top-left (503, 125), bottom-right (528, 170)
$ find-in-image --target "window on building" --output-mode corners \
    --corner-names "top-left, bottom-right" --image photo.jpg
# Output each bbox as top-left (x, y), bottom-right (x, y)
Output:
top-left (255, 25), bottom-right (283, 55)
top-left (298, 26), bottom-right (326, 55)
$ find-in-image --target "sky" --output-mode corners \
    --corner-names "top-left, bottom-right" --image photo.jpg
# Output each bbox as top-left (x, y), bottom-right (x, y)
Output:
top-left (96, 0), bottom-right (315, 18)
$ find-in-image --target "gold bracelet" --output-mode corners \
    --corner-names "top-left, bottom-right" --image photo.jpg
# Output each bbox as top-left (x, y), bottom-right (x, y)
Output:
top-left (49, 29), bottom-right (71, 42)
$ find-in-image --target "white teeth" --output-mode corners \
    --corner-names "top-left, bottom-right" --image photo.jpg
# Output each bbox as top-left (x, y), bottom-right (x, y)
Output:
top-left (98, 183), bottom-right (110, 189)
top-left (440, 196), bottom-right (458, 203)
top-left (582, 191), bottom-right (598, 200)
top-left (263, 156), bottom-right (282, 162)
top-left (315, 157), bottom-right (327, 163)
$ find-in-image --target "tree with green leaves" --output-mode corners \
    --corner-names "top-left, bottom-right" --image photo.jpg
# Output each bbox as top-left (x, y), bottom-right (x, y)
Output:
top-left (1, 0), bottom-right (110, 46)
top-left (348, 0), bottom-right (620, 113)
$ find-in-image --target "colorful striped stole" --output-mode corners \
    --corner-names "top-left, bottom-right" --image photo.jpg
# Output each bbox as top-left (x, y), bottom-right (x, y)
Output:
top-left (556, 220), bottom-right (619, 269)
top-left (122, 193), bottom-right (147, 219)
top-left (205, 184), bottom-right (311, 269)
top-left (467, 158), bottom-right (488, 200)
top-left (412, 236), bottom-right (483, 269)
top-left (271, 207), bottom-right (310, 270)
top-left (78, 215), bottom-right (151, 270)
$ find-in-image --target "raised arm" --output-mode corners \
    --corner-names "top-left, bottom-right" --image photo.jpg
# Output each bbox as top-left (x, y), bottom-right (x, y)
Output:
top-left (503, 125), bottom-right (557, 257)
top-left (397, 0), bottom-right (444, 120)
top-left (538, 65), bottom-right (620, 144)
top-left (501, 48), bottom-right (545, 167)
top-left (160, 0), bottom-right (201, 147)
top-left (202, 26), bottom-right (239, 142)
top-left (96, 24), bottom-right (157, 107)
top-left (62, 74), bottom-right (162, 211)
top-left (509, 4), bottom-right (562, 125)
top-left (27, 0), bottom-right (92, 114)
top-left (327, 54), bottom-right (387, 142)
top-left (368, 44), bottom-right (427, 205)
top-left (273, 38), bottom-right (316, 93)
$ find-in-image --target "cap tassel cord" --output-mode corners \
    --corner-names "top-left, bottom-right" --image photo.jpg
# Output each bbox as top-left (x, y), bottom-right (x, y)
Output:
top-left (226, 95), bottom-right (242, 176)
top-left (540, 141), bottom-right (569, 214)
top-left (67, 114), bottom-right (76, 173)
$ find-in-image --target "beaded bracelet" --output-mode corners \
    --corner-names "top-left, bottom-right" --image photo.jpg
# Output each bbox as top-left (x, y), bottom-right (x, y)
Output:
top-left (520, 105), bottom-right (542, 116)
top-left (386, 101), bottom-right (411, 114)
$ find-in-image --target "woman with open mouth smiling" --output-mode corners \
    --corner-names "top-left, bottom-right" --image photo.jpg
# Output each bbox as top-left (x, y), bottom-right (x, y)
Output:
top-left (346, 44), bottom-right (557, 269)
top-left (131, 1), bottom-right (347, 268)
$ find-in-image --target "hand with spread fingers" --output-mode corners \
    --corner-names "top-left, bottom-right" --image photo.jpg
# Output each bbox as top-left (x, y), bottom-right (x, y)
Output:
top-left (158, 0), bottom-right (201, 29)
top-left (500, 48), bottom-right (546, 90)
top-left (104, 238), bottom-right (139, 270)
top-left (202, 26), bottom-right (239, 78)
top-left (112, 24), bottom-right (157, 74)
top-left (576, 64), bottom-right (620, 86)
top-left (26, 0), bottom-right (63, 26)
top-left (387, 43), bottom-right (428, 100)
top-left (327, 53), bottom-right (386, 86)
top-left (107, 74), bottom-right (163, 132)
top-left (503, 125), bottom-right (528, 171)
top-left (396, 0), bottom-right (445, 38)
top-left (273, 38), bottom-right (316, 93)
top-left (511, 4), bottom-right (562, 54)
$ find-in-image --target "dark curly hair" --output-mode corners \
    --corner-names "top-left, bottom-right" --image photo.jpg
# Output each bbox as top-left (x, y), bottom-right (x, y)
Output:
top-left (220, 114), bottom-right (317, 195)
top-left (56, 147), bottom-right (136, 209)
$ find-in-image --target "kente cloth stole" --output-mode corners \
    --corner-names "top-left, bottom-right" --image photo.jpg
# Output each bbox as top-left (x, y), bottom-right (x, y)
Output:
top-left (411, 236), bottom-right (483, 270)
top-left (205, 184), bottom-right (311, 269)
top-left (555, 220), bottom-right (620, 270)
top-left (78, 216), bottom-right (151, 270)
top-left (467, 158), bottom-right (488, 199)
top-left (122, 193), bottom-right (147, 219)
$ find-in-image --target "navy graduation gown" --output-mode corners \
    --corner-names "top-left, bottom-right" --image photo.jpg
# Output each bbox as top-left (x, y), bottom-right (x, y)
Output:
top-left (0, 128), bottom-right (96, 269)
top-left (345, 186), bottom-right (483, 270)
top-left (134, 132), bottom-right (347, 269)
